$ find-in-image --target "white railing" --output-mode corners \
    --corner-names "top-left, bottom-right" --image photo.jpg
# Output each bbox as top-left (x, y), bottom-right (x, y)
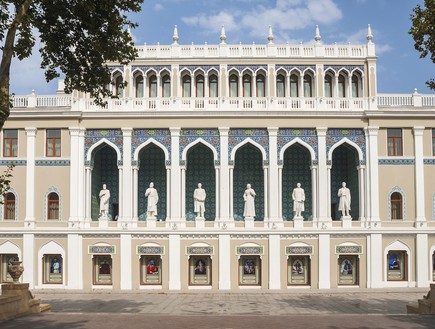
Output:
top-left (135, 43), bottom-right (370, 59)
top-left (377, 93), bottom-right (435, 108)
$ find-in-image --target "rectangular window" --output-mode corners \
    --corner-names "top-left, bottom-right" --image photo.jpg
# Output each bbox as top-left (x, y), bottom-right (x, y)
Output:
top-left (338, 255), bottom-right (358, 285)
top-left (387, 251), bottom-right (407, 281)
top-left (189, 256), bottom-right (211, 286)
top-left (3, 129), bottom-right (18, 157)
top-left (239, 256), bottom-right (261, 286)
top-left (140, 255), bottom-right (162, 285)
top-left (43, 254), bottom-right (63, 284)
top-left (93, 255), bottom-right (112, 285)
top-left (46, 129), bottom-right (61, 157)
top-left (0, 254), bottom-right (18, 283)
top-left (387, 128), bottom-right (403, 156)
top-left (288, 256), bottom-right (310, 285)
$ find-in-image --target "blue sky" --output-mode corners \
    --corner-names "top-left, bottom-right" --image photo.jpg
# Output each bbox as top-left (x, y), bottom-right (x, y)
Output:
top-left (10, 0), bottom-right (434, 95)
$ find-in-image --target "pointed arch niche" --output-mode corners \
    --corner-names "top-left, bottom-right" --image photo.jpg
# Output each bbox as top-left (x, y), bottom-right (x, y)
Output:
top-left (329, 142), bottom-right (362, 221)
top-left (231, 143), bottom-right (265, 221)
top-left (282, 143), bottom-right (312, 221)
top-left (137, 142), bottom-right (167, 221)
top-left (86, 141), bottom-right (120, 221)
top-left (183, 143), bottom-right (216, 221)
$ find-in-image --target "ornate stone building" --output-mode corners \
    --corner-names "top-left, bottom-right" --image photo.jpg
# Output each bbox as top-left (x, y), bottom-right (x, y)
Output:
top-left (1, 26), bottom-right (435, 290)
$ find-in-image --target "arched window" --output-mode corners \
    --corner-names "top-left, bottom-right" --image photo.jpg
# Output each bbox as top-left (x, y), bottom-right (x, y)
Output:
top-left (290, 74), bottom-right (299, 97)
top-left (256, 74), bottom-right (265, 97)
top-left (182, 75), bottom-right (191, 97)
top-left (114, 75), bottom-right (123, 97)
top-left (243, 74), bottom-right (252, 97)
top-left (135, 75), bottom-right (144, 98)
top-left (324, 74), bottom-right (333, 97)
top-left (149, 75), bottom-right (157, 97)
top-left (209, 74), bottom-right (218, 97)
top-left (338, 74), bottom-right (346, 97)
top-left (276, 74), bottom-right (285, 97)
top-left (196, 74), bottom-right (204, 97)
top-left (162, 75), bottom-right (171, 97)
top-left (304, 74), bottom-right (313, 97)
top-left (391, 192), bottom-right (402, 220)
top-left (4, 192), bottom-right (15, 220)
top-left (229, 74), bottom-right (238, 97)
top-left (47, 192), bottom-right (59, 220)
top-left (352, 74), bottom-right (359, 97)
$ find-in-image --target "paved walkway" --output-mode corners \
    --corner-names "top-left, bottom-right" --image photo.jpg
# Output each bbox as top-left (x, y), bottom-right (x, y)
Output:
top-left (2, 288), bottom-right (435, 328)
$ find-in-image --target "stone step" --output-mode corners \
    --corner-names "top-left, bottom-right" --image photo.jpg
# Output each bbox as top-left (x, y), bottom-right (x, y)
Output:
top-left (40, 304), bottom-right (51, 313)
top-left (406, 303), bottom-right (419, 314)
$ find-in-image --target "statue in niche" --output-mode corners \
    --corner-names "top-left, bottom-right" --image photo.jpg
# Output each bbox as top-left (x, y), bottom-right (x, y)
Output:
top-left (243, 184), bottom-right (256, 218)
top-left (338, 182), bottom-right (351, 218)
top-left (292, 183), bottom-right (305, 218)
top-left (193, 183), bottom-right (206, 218)
top-left (99, 184), bottom-right (110, 218)
top-left (145, 182), bottom-right (159, 219)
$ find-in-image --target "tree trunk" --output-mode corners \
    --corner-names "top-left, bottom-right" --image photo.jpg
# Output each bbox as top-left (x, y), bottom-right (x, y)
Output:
top-left (0, 0), bottom-right (33, 130)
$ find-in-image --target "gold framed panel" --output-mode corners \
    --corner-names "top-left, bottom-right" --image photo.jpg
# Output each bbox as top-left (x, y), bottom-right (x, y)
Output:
top-left (43, 254), bottom-right (63, 284)
top-left (93, 255), bottom-right (112, 285)
top-left (287, 255), bottom-right (310, 285)
top-left (189, 256), bottom-right (211, 286)
top-left (140, 255), bottom-right (162, 285)
top-left (239, 256), bottom-right (261, 286)
top-left (337, 255), bottom-right (358, 285)
top-left (387, 250), bottom-right (407, 281)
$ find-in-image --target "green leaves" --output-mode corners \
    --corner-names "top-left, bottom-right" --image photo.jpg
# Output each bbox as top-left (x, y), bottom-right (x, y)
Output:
top-left (409, 0), bottom-right (435, 90)
top-left (0, 164), bottom-right (14, 203)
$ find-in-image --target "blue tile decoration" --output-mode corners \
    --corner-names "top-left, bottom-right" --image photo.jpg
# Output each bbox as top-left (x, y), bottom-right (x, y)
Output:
top-left (91, 146), bottom-right (119, 221)
top-left (233, 144), bottom-right (264, 221)
top-left (180, 129), bottom-right (220, 160)
top-left (326, 129), bottom-right (366, 161)
top-left (324, 65), bottom-right (364, 73)
top-left (228, 65), bottom-right (267, 72)
top-left (131, 65), bottom-right (171, 74)
top-left (108, 65), bottom-right (123, 72)
top-left (278, 129), bottom-right (317, 162)
top-left (35, 160), bottom-right (70, 166)
top-left (388, 186), bottom-right (406, 221)
top-left (138, 144), bottom-right (167, 221)
top-left (275, 65), bottom-right (316, 73)
top-left (0, 160), bottom-right (26, 166)
top-left (282, 144), bottom-right (312, 221)
top-left (132, 129), bottom-right (171, 161)
top-left (185, 144), bottom-right (216, 221)
top-left (85, 129), bottom-right (123, 162)
top-left (229, 129), bottom-right (269, 161)
top-left (378, 158), bottom-right (415, 165)
top-left (179, 65), bottom-right (219, 73)
top-left (330, 145), bottom-right (359, 220)
top-left (423, 158), bottom-right (435, 165)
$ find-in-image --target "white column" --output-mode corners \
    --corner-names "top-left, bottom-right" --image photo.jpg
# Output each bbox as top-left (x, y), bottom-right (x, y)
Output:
top-left (22, 234), bottom-right (35, 287)
top-left (218, 234), bottom-right (231, 290)
top-left (263, 166), bottom-right (269, 221)
top-left (215, 167), bottom-right (220, 219)
top-left (120, 234), bottom-right (132, 290)
top-left (278, 166), bottom-right (283, 218)
top-left (118, 166), bottom-right (123, 221)
top-left (229, 166), bottom-right (234, 219)
top-left (357, 165), bottom-right (366, 221)
top-left (370, 233), bottom-right (383, 288)
top-left (269, 234), bottom-right (281, 289)
top-left (366, 235), bottom-right (371, 288)
top-left (311, 163), bottom-right (318, 220)
top-left (69, 127), bottom-right (80, 222)
top-left (77, 129), bottom-right (86, 220)
top-left (416, 233), bottom-right (429, 287)
top-left (316, 127), bottom-right (329, 222)
top-left (85, 166), bottom-right (92, 221)
top-left (170, 128), bottom-right (181, 221)
top-left (413, 127), bottom-right (426, 223)
top-left (25, 127), bottom-right (36, 223)
top-left (67, 234), bottom-right (83, 289)
top-left (181, 166), bottom-right (186, 219)
top-left (132, 166), bottom-right (139, 220)
top-left (168, 234), bottom-right (181, 290)
top-left (219, 127), bottom-right (230, 221)
top-left (326, 164), bottom-right (331, 219)
top-left (121, 128), bottom-right (133, 222)
top-left (268, 127), bottom-right (280, 222)
top-left (166, 167), bottom-right (171, 220)
top-left (318, 234), bottom-right (330, 289)
top-left (367, 127), bottom-right (380, 222)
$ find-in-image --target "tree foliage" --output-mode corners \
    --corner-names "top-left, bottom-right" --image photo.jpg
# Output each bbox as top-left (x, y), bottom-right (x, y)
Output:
top-left (0, 0), bottom-right (144, 129)
top-left (409, 0), bottom-right (435, 91)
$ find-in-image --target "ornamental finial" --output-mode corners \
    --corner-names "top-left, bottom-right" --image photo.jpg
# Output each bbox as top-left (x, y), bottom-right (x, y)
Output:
top-left (315, 25), bottom-right (321, 44)
top-left (220, 25), bottom-right (226, 44)
top-left (367, 24), bottom-right (373, 43)
top-left (173, 25), bottom-right (179, 45)
top-left (267, 25), bottom-right (274, 44)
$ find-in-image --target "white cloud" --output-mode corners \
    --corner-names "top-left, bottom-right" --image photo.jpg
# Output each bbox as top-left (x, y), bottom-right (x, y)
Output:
top-left (376, 43), bottom-right (393, 55)
top-left (154, 3), bottom-right (164, 11)
top-left (182, 0), bottom-right (342, 40)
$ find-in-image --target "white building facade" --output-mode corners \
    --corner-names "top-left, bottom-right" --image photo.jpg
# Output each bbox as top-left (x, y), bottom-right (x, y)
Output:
top-left (1, 26), bottom-right (435, 291)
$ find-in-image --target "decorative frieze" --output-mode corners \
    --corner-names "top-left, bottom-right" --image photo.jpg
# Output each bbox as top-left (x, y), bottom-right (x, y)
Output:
top-left (88, 245), bottom-right (116, 254)
top-left (228, 129), bottom-right (269, 161)
top-left (186, 246), bottom-right (214, 255)
top-left (137, 246), bottom-right (164, 255)
top-left (132, 129), bottom-right (171, 161)
top-left (326, 129), bottom-right (366, 160)
top-left (379, 158), bottom-right (415, 165)
top-left (179, 129), bottom-right (220, 160)
top-left (236, 246), bottom-right (264, 255)
top-left (35, 160), bottom-right (70, 166)
top-left (286, 246), bottom-right (313, 255)
top-left (335, 245), bottom-right (363, 254)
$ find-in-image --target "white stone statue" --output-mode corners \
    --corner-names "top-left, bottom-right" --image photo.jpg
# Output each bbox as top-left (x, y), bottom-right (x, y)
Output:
top-left (338, 182), bottom-right (351, 218)
top-left (243, 184), bottom-right (256, 218)
top-left (99, 184), bottom-right (110, 218)
top-left (292, 183), bottom-right (305, 218)
top-left (193, 183), bottom-right (206, 218)
top-left (145, 182), bottom-right (159, 219)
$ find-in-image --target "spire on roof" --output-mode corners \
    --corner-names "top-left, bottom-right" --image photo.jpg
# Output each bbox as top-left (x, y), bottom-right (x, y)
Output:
top-left (220, 25), bottom-right (226, 44)
top-left (172, 25), bottom-right (179, 45)
top-left (314, 25), bottom-right (321, 44)
top-left (267, 25), bottom-right (274, 44)
top-left (367, 24), bottom-right (373, 43)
